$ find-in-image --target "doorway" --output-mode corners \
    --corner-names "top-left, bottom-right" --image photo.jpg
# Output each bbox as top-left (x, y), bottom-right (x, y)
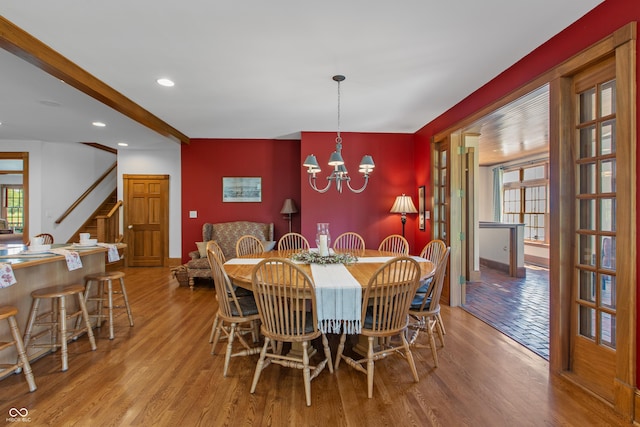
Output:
top-left (454, 85), bottom-right (551, 359)
top-left (0, 152), bottom-right (28, 243)
top-left (123, 174), bottom-right (169, 267)
top-left (434, 24), bottom-right (635, 414)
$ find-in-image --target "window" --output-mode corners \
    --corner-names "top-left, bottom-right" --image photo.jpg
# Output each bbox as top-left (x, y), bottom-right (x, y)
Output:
top-left (502, 162), bottom-right (549, 243)
top-left (575, 75), bottom-right (617, 349)
top-left (4, 186), bottom-right (24, 232)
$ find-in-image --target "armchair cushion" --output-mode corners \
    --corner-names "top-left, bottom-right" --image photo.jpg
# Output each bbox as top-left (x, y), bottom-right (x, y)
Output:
top-left (196, 240), bottom-right (216, 258)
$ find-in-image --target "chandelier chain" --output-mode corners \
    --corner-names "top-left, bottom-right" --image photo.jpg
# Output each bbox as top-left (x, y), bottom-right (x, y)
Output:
top-left (336, 78), bottom-right (341, 143)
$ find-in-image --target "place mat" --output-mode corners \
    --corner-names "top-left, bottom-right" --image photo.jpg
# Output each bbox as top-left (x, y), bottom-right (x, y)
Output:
top-left (311, 263), bottom-right (361, 334)
top-left (355, 255), bottom-right (428, 263)
top-left (224, 258), bottom-right (263, 265)
top-left (0, 252), bottom-right (57, 259)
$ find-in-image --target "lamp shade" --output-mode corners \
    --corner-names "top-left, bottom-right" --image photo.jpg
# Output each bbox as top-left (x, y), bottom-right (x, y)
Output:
top-left (390, 194), bottom-right (418, 214)
top-left (303, 155), bottom-right (320, 169)
top-left (280, 198), bottom-right (298, 214)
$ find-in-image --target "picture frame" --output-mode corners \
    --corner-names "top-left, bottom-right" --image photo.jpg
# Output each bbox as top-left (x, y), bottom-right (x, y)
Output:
top-left (418, 185), bottom-right (425, 231)
top-left (222, 177), bottom-right (262, 202)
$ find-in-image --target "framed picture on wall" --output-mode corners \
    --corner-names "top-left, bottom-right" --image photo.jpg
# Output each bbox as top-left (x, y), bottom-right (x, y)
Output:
top-left (418, 185), bottom-right (425, 231)
top-left (222, 177), bottom-right (262, 202)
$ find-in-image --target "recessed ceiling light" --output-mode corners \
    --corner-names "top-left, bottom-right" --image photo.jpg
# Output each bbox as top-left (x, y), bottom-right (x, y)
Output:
top-left (118, 142), bottom-right (129, 147)
top-left (156, 78), bottom-right (175, 87)
top-left (92, 121), bottom-right (106, 127)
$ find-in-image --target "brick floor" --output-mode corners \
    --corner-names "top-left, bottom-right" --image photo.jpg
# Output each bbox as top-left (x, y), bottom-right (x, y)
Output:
top-left (463, 264), bottom-right (549, 360)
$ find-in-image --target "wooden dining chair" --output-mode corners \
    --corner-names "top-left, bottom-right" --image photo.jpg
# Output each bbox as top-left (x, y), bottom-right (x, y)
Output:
top-left (251, 258), bottom-right (333, 406)
top-left (408, 247), bottom-right (450, 367)
top-left (207, 240), bottom-right (226, 264)
top-left (377, 234), bottom-right (409, 255)
top-left (35, 233), bottom-right (54, 244)
top-left (27, 233), bottom-right (54, 246)
top-left (335, 256), bottom-right (421, 398)
top-left (418, 239), bottom-right (448, 335)
top-left (333, 232), bottom-right (365, 253)
top-left (277, 232), bottom-right (310, 251)
top-left (420, 239), bottom-right (447, 266)
top-left (207, 246), bottom-right (262, 377)
top-left (207, 241), bottom-right (227, 343)
top-left (236, 235), bottom-right (265, 257)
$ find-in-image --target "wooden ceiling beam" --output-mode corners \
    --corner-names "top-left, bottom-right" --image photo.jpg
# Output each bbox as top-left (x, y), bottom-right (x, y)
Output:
top-left (0, 16), bottom-right (190, 145)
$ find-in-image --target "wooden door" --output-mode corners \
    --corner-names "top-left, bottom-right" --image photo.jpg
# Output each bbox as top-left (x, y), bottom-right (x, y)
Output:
top-left (432, 139), bottom-right (451, 301)
top-left (123, 174), bottom-right (169, 267)
top-left (569, 59), bottom-right (620, 401)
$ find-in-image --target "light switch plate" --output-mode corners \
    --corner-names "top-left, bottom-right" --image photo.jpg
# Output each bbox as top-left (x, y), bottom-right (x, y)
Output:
top-left (189, 210), bottom-right (198, 218)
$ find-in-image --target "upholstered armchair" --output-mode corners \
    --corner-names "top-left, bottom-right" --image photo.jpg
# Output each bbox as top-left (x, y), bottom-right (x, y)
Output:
top-left (186, 221), bottom-right (274, 289)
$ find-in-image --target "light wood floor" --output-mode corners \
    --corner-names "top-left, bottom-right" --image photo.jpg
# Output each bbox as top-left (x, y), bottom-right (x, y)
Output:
top-left (0, 266), bottom-right (630, 426)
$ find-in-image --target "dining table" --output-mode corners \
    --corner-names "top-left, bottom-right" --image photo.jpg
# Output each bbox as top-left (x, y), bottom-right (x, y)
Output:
top-left (223, 248), bottom-right (435, 356)
top-left (224, 249), bottom-right (435, 290)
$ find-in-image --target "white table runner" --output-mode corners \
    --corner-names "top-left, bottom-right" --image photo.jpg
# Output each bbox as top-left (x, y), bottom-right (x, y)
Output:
top-left (311, 263), bottom-right (361, 334)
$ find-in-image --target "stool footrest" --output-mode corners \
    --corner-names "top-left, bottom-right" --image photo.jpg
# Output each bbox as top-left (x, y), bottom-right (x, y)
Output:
top-left (0, 363), bottom-right (20, 374)
top-left (0, 341), bottom-right (15, 351)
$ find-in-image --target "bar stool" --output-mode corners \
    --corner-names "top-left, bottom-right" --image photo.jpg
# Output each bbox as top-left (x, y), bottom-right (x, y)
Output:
top-left (0, 306), bottom-right (36, 392)
top-left (83, 271), bottom-right (134, 340)
top-left (23, 284), bottom-right (97, 372)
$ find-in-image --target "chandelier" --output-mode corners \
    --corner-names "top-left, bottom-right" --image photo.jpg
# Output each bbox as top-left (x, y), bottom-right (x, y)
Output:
top-left (303, 75), bottom-right (375, 193)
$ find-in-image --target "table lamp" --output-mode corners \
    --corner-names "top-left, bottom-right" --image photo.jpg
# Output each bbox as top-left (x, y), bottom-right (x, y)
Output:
top-left (280, 198), bottom-right (298, 233)
top-left (390, 194), bottom-right (418, 237)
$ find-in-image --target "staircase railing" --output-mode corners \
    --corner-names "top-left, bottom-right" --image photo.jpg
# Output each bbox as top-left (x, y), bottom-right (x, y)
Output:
top-left (96, 200), bottom-right (122, 243)
top-left (55, 162), bottom-right (117, 224)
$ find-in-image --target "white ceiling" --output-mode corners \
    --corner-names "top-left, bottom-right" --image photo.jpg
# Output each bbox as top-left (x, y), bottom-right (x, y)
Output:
top-left (0, 1), bottom-right (602, 150)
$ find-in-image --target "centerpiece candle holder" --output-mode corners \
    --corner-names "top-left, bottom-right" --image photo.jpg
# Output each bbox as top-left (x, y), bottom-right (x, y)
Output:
top-left (316, 223), bottom-right (331, 256)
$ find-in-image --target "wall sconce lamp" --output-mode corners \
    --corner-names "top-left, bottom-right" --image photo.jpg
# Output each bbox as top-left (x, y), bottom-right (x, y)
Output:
top-left (390, 194), bottom-right (418, 238)
top-left (280, 198), bottom-right (298, 233)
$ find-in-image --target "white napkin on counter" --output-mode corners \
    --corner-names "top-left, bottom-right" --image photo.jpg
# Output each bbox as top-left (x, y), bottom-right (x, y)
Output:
top-left (0, 263), bottom-right (17, 288)
top-left (97, 243), bottom-right (120, 262)
top-left (50, 248), bottom-right (83, 271)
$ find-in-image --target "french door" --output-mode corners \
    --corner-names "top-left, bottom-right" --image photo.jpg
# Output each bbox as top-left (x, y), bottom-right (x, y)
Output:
top-left (432, 138), bottom-right (451, 301)
top-left (570, 58), bottom-right (618, 400)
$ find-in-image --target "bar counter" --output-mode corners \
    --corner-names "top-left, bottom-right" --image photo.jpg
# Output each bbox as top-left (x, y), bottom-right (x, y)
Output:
top-left (0, 243), bottom-right (114, 368)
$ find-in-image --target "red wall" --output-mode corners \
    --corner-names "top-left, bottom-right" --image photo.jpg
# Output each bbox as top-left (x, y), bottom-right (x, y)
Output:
top-left (300, 132), bottom-right (417, 252)
top-left (181, 133), bottom-right (418, 260)
top-left (181, 139), bottom-right (301, 261)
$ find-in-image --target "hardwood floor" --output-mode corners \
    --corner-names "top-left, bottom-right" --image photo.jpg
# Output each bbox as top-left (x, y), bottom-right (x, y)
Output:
top-left (0, 266), bottom-right (630, 426)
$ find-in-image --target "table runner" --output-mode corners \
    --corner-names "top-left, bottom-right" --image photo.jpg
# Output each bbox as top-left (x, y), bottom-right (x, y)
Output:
top-left (311, 263), bottom-right (361, 334)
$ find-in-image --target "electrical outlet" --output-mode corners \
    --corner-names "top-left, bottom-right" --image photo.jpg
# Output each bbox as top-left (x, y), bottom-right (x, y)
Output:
top-left (189, 210), bottom-right (198, 218)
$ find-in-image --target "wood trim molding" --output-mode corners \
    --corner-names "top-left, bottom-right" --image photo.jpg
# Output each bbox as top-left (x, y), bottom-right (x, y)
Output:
top-left (0, 16), bottom-right (190, 145)
top-left (613, 35), bottom-right (636, 419)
